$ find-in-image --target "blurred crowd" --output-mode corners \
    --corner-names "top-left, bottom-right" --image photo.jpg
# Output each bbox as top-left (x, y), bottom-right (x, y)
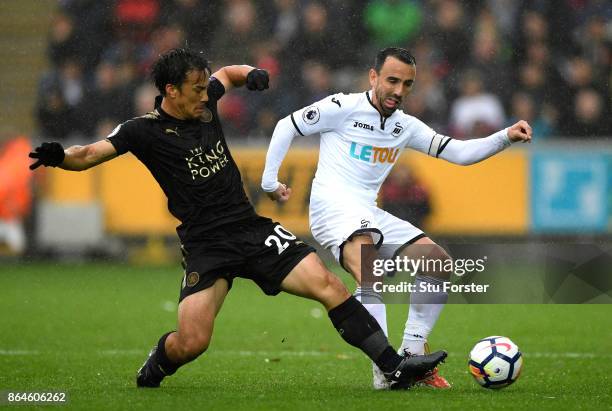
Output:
top-left (37, 0), bottom-right (611, 142)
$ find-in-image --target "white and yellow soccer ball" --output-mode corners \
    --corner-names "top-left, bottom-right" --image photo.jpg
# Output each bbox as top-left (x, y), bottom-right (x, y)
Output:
top-left (468, 336), bottom-right (523, 389)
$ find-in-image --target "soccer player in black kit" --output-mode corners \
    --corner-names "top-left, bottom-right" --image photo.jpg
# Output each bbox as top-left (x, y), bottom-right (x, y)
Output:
top-left (29, 48), bottom-right (446, 389)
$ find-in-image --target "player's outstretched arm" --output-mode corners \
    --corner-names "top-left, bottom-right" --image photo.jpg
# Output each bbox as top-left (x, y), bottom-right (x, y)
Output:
top-left (29, 139), bottom-right (118, 171)
top-left (434, 120), bottom-right (532, 166)
top-left (262, 93), bottom-right (347, 201)
top-left (212, 65), bottom-right (269, 93)
top-left (261, 116), bottom-right (302, 201)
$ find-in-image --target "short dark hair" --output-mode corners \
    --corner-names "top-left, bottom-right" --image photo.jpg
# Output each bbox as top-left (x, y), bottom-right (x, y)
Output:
top-left (151, 48), bottom-right (210, 95)
top-left (374, 47), bottom-right (416, 72)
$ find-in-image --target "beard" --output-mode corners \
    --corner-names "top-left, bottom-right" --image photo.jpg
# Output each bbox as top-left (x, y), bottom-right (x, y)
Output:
top-left (376, 89), bottom-right (401, 116)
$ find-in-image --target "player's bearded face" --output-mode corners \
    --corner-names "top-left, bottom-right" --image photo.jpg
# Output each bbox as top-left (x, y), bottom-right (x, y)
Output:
top-left (176, 70), bottom-right (210, 120)
top-left (371, 57), bottom-right (416, 116)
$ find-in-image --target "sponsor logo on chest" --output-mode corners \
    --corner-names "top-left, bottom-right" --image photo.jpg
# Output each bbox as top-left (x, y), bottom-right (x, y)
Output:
top-left (353, 120), bottom-right (374, 131)
top-left (185, 140), bottom-right (229, 180)
top-left (349, 142), bottom-right (399, 164)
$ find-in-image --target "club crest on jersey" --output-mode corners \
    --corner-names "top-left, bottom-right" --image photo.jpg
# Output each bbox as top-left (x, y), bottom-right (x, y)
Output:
top-left (200, 108), bottom-right (213, 123)
top-left (391, 122), bottom-right (404, 137)
top-left (302, 106), bottom-right (320, 125)
top-left (349, 142), bottom-right (399, 164)
top-left (186, 272), bottom-right (200, 287)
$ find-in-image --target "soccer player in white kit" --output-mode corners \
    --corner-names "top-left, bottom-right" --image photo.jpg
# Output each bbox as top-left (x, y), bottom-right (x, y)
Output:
top-left (261, 47), bottom-right (532, 389)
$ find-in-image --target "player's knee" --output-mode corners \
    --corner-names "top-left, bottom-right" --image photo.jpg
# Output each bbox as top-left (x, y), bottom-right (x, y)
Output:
top-left (427, 245), bottom-right (452, 280)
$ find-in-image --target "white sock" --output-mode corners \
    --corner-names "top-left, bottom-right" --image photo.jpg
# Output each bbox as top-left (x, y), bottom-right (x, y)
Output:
top-left (401, 275), bottom-right (447, 355)
top-left (354, 286), bottom-right (388, 336)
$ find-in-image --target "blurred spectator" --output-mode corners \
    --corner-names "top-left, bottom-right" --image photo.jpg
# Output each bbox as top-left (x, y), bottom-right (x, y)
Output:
top-left (60, 0), bottom-right (113, 72)
top-left (133, 83), bottom-right (160, 116)
top-left (138, 23), bottom-right (186, 75)
top-left (380, 165), bottom-right (431, 229)
top-left (79, 62), bottom-right (134, 138)
top-left (217, 92), bottom-right (250, 138)
top-left (36, 85), bottom-right (75, 141)
top-left (36, 58), bottom-right (86, 140)
top-left (95, 118), bottom-right (121, 141)
top-left (403, 64), bottom-right (447, 130)
top-left (160, 0), bottom-right (219, 52)
top-left (516, 62), bottom-right (548, 105)
top-left (467, 10), bottom-right (510, 98)
top-left (273, 0), bottom-right (300, 47)
top-left (487, 0), bottom-right (521, 39)
top-left (37, 2), bottom-right (612, 140)
top-left (508, 92), bottom-right (555, 139)
top-left (425, 0), bottom-right (471, 74)
top-left (47, 10), bottom-right (80, 66)
top-left (211, 0), bottom-right (265, 63)
top-left (575, 15), bottom-right (611, 78)
top-left (284, 2), bottom-right (341, 72)
top-left (0, 134), bottom-right (33, 256)
top-left (449, 69), bottom-right (506, 138)
top-left (114, 0), bottom-right (160, 43)
top-left (563, 88), bottom-right (611, 137)
top-left (364, 0), bottom-right (422, 48)
top-left (300, 60), bottom-right (333, 106)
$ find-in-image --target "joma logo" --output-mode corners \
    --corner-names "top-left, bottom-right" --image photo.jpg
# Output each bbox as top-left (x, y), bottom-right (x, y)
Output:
top-left (353, 121), bottom-right (374, 131)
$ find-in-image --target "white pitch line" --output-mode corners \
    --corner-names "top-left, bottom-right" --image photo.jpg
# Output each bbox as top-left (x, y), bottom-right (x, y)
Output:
top-left (525, 352), bottom-right (601, 359)
top-left (98, 349), bottom-right (144, 356)
top-left (0, 349), bottom-right (40, 355)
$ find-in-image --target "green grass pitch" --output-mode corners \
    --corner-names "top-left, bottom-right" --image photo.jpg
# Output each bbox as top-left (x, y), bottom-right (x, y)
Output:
top-left (1, 262), bottom-right (611, 410)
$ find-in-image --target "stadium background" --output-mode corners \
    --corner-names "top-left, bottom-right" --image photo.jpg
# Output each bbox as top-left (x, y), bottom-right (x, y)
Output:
top-left (0, 1), bottom-right (611, 410)
top-left (0, 0), bottom-right (610, 259)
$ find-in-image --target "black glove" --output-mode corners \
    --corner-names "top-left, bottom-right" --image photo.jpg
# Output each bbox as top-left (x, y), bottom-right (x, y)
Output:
top-left (29, 142), bottom-right (65, 170)
top-left (246, 68), bottom-right (269, 91)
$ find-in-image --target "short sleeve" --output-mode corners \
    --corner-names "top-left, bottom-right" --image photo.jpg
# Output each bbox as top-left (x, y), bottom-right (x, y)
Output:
top-left (105, 119), bottom-right (142, 156)
top-left (289, 94), bottom-right (350, 136)
top-left (207, 77), bottom-right (226, 103)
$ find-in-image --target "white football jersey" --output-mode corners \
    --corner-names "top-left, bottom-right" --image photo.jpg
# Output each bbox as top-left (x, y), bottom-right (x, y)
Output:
top-left (289, 91), bottom-right (447, 207)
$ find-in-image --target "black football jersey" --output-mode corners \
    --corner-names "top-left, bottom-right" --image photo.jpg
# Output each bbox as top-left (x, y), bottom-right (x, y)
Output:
top-left (106, 78), bottom-right (258, 243)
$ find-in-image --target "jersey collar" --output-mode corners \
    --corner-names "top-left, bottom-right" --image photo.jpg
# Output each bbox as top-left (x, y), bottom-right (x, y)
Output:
top-left (365, 90), bottom-right (394, 131)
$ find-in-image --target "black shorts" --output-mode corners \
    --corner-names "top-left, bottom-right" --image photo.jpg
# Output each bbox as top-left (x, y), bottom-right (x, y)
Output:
top-left (178, 216), bottom-right (315, 302)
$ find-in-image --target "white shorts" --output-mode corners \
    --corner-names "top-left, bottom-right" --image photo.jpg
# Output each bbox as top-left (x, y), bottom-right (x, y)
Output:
top-left (310, 200), bottom-right (425, 265)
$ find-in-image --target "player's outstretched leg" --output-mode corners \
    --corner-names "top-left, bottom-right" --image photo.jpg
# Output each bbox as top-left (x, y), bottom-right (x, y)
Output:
top-left (400, 239), bottom-right (452, 388)
top-left (137, 331), bottom-right (176, 387)
top-left (137, 278), bottom-right (229, 387)
top-left (343, 235), bottom-right (392, 389)
top-left (354, 286), bottom-right (389, 390)
top-left (280, 253), bottom-right (447, 388)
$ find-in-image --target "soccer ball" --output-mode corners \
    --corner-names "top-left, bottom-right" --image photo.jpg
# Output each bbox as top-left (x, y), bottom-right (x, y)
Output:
top-left (468, 336), bottom-right (523, 389)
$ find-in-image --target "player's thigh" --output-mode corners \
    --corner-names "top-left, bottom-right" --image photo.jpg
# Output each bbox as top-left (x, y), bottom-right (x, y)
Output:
top-left (374, 207), bottom-right (425, 259)
top-left (341, 234), bottom-right (376, 284)
top-left (398, 236), bottom-right (452, 280)
top-left (342, 209), bottom-right (425, 283)
top-left (176, 277), bottom-right (229, 347)
top-left (311, 203), bottom-right (382, 263)
top-left (280, 252), bottom-right (350, 310)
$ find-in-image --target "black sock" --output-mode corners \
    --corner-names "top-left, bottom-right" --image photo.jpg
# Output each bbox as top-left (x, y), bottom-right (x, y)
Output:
top-left (328, 296), bottom-right (402, 373)
top-left (154, 331), bottom-right (180, 376)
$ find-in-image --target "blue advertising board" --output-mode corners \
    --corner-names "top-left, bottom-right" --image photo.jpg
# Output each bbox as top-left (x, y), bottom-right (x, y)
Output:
top-left (531, 151), bottom-right (610, 233)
